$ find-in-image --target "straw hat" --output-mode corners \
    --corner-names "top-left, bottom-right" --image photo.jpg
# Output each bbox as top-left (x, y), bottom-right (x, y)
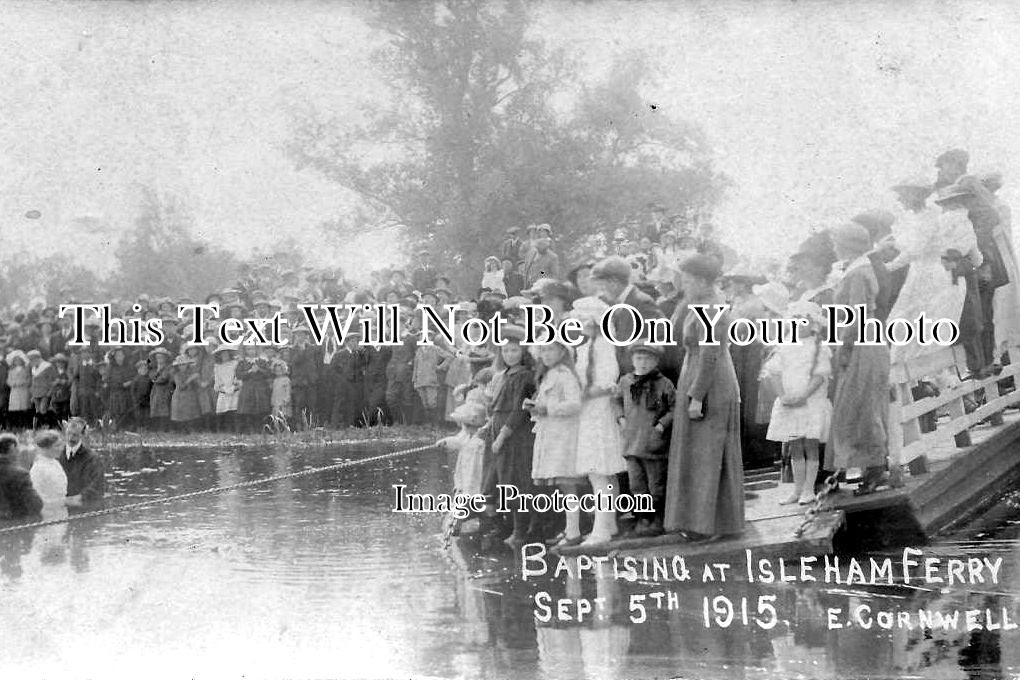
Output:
top-left (752, 281), bottom-right (792, 316)
top-left (721, 263), bottom-right (766, 285)
top-left (786, 299), bottom-right (824, 325)
top-left (450, 401), bottom-right (487, 428)
top-left (569, 296), bottom-right (609, 324)
top-left (502, 324), bottom-right (528, 342)
top-left (148, 347), bottom-right (171, 358)
top-left (5, 349), bottom-right (27, 366)
top-left (891, 175), bottom-right (933, 192)
top-left (172, 354), bottom-right (194, 367)
top-left (934, 181), bottom-right (972, 203)
top-left (213, 344), bottom-right (239, 355)
top-left (830, 223), bottom-right (872, 254)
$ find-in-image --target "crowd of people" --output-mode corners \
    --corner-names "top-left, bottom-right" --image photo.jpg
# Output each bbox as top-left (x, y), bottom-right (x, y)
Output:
top-left (0, 147), bottom-right (1017, 544)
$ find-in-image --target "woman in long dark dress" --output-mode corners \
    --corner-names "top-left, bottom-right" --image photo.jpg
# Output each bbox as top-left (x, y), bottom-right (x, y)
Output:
top-left (722, 270), bottom-right (773, 468)
top-left (824, 223), bottom-right (892, 494)
top-left (663, 255), bottom-right (745, 540)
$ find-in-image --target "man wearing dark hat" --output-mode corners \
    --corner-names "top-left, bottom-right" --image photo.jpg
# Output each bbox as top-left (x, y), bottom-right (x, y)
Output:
top-left (500, 226), bottom-right (523, 265)
top-left (522, 224), bottom-right (561, 287)
top-left (0, 434), bottom-right (43, 519)
top-left (59, 417), bottom-right (105, 507)
top-left (935, 148), bottom-right (970, 190)
top-left (411, 249), bottom-right (437, 293)
top-left (591, 255), bottom-right (663, 374)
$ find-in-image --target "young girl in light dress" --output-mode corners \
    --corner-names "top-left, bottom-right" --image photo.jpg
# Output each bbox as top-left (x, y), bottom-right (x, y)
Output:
top-left (213, 345), bottom-right (240, 432)
top-left (271, 359), bottom-right (292, 420)
top-left (763, 300), bottom-right (833, 505)
top-left (439, 399), bottom-right (489, 535)
top-left (527, 337), bottom-right (584, 547)
top-left (570, 296), bottom-right (625, 545)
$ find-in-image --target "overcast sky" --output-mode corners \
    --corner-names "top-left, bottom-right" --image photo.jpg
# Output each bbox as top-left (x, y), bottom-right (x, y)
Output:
top-left (2, 0), bottom-right (1018, 277)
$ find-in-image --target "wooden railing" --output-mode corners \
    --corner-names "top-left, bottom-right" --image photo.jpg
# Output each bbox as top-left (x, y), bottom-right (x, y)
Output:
top-left (889, 345), bottom-right (1020, 474)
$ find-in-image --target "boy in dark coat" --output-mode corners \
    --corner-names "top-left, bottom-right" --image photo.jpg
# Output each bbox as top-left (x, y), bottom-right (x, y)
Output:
top-left (613, 342), bottom-right (675, 537)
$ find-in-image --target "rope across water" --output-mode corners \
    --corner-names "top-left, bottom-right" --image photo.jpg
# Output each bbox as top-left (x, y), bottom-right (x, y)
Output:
top-left (0, 441), bottom-right (439, 536)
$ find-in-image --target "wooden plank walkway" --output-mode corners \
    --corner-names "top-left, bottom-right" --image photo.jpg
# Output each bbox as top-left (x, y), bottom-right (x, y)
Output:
top-left (557, 344), bottom-right (1020, 562)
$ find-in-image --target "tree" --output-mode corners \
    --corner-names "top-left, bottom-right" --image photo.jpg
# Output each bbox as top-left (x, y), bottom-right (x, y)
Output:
top-left (0, 253), bottom-right (105, 310)
top-left (109, 185), bottom-right (238, 301)
top-left (291, 0), bottom-right (727, 291)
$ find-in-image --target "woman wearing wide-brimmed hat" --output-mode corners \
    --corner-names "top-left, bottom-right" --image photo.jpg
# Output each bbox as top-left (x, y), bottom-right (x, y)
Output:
top-left (5, 349), bottom-right (31, 429)
top-left (933, 181), bottom-right (988, 374)
top-left (885, 176), bottom-right (972, 366)
top-left (663, 254), bottom-right (745, 541)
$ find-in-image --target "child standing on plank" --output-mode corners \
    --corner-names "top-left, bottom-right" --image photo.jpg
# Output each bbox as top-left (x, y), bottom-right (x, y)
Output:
top-left (614, 341), bottom-right (675, 537)
top-left (763, 300), bottom-right (833, 505)
top-left (481, 326), bottom-right (535, 547)
top-left (526, 333), bottom-right (583, 548)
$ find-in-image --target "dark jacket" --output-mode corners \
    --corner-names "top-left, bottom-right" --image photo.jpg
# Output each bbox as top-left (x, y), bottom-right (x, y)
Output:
top-left (611, 287), bottom-right (663, 374)
top-left (614, 370), bottom-right (676, 459)
top-left (288, 345), bottom-right (321, 388)
top-left (58, 444), bottom-right (106, 503)
top-left (0, 457), bottom-right (44, 519)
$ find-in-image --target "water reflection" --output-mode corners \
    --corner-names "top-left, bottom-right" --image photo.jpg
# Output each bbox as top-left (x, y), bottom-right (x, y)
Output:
top-left (0, 443), bottom-right (1019, 679)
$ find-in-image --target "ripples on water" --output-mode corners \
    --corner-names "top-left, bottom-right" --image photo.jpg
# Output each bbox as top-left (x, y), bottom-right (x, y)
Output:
top-left (1, 443), bottom-right (1020, 680)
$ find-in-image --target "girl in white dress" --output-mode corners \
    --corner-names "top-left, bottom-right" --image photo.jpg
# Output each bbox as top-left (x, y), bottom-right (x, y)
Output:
top-left (212, 345), bottom-right (241, 430)
top-left (480, 256), bottom-right (507, 295)
top-left (526, 337), bottom-right (583, 546)
top-left (763, 301), bottom-right (833, 505)
top-left (570, 296), bottom-right (625, 545)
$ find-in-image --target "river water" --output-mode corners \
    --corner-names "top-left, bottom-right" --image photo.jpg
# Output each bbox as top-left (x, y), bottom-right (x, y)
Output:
top-left (1, 443), bottom-right (1019, 680)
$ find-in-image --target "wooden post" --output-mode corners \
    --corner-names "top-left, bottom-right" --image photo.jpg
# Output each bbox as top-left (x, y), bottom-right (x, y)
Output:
top-left (948, 394), bottom-right (972, 448)
top-left (985, 380), bottom-right (1005, 427)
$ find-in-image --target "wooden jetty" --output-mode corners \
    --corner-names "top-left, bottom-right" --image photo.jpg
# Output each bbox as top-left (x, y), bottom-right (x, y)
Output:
top-left (559, 345), bottom-right (1020, 561)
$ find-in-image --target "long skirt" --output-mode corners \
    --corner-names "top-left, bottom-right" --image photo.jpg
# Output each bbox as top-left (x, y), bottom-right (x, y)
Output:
top-left (826, 344), bottom-right (890, 470)
top-left (663, 398), bottom-right (745, 536)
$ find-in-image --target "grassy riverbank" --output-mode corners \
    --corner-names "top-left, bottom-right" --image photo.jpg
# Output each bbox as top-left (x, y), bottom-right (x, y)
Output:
top-left (7, 423), bottom-right (452, 459)
top-left (87, 423), bottom-right (451, 453)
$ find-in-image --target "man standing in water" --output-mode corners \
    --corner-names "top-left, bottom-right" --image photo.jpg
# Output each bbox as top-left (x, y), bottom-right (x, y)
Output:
top-left (0, 434), bottom-right (43, 519)
top-left (59, 418), bottom-right (105, 508)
